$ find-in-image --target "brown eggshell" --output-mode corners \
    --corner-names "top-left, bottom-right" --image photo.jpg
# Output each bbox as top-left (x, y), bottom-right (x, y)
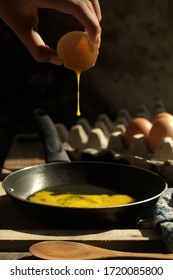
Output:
top-left (57, 31), bottom-right (98, 72)
top-left (152, 112), bottom-right (173, 123)
top-left (124, 117), bottom-right (152, 148)
top-left (148, 117), bottom-right (173, 152)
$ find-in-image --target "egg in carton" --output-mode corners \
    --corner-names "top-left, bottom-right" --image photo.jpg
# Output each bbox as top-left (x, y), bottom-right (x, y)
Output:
top-left (108, 103), bottom-right (173, 183)
top-left (55, 101), bottom-right (173, 184)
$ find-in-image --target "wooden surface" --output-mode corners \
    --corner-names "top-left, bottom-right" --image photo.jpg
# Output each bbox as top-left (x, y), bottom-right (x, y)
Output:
top-left (0, 134), bottom-right (169, 259)
top-left (1, 134), bottom-right (44, 175)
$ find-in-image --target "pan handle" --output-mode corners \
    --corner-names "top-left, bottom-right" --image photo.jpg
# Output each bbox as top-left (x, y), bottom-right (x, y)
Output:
top-left (35, 108), bottom-right (71, 163)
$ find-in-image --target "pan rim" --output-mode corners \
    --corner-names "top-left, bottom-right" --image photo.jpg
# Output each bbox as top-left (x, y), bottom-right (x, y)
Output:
top-left (1, 159), bottom-right (169, 175)
top-left (2, 161), bottom-right (167, 210)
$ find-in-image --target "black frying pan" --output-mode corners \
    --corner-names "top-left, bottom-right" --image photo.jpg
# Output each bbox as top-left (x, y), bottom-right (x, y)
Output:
top-left (2, 109), bottom-right (167, 228)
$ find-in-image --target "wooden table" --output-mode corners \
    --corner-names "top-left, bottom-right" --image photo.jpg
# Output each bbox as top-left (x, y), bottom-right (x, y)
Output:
top-left (0, 134), bottom-right (168, 260)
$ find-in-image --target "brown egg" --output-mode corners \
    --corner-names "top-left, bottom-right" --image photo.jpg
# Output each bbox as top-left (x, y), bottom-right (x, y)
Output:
top-left (148, 117), bottom-right (173, 152)
top-left (57, 31), bottom-right (99, 73)
top-left (124, 117), bottom-right (152, 148)
top-left (152, 112), bottom-right (173, 123)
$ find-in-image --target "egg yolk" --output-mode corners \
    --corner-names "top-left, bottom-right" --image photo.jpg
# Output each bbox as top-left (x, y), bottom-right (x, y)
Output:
top-left (76, 71), bottom-right (81, 116)
top-left (29, 192), bottom-right (136, 208)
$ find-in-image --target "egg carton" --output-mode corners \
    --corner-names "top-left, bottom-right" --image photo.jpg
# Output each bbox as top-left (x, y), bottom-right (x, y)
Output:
top-left (55, 101), bottom-right (173, 184)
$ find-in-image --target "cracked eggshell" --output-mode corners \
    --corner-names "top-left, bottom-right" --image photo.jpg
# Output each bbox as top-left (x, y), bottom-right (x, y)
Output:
top-left (57, 31), bottom-right (98, 72)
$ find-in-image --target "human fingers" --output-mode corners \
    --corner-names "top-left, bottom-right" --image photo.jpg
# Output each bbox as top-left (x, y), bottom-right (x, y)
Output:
top-left (90, 0), bottom-right (102, 21)
top-left (25, 28), bottom-right (62, 64)
top-left (79, 0), bottom-right (101, 44)
top-left (22, 27), bottom-right (62, 64)
top-left (6, 11), bottom-right (62, 64)
top-left (38, 0), bottom-right (101, 44)
top-left (73, 0), bottom-right (101, 43)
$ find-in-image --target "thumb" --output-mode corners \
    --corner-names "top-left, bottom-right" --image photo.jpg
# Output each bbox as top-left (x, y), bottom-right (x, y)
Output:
top-left (25, 28), bottom-right (62, 64)
top-left (8, 13), bottom-right (62, 64)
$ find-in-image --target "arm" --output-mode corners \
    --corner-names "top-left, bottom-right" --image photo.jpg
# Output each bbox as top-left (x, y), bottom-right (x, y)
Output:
top-left (0, 0), bottom-right (101, 64)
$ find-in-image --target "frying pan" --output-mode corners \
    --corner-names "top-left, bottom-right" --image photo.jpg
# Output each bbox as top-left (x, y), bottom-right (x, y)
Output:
top-left (2, 109), bottom-right (167, 228)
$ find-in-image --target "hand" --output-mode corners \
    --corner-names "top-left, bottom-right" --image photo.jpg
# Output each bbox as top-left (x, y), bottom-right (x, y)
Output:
top-left (0, 0), bottom-right (101, 64)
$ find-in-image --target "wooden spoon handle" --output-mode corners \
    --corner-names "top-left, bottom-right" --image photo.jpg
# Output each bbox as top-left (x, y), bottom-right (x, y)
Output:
top-left (86, 250), bottom-right (173, 260)
top-left (83, 245), bottom-right (173, 260)
top-left (109, 251), bottom-right (173, 260)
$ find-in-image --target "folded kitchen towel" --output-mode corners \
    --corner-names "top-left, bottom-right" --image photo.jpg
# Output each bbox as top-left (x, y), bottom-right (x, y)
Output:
top-left (154, 188), bottom-right (173, 252)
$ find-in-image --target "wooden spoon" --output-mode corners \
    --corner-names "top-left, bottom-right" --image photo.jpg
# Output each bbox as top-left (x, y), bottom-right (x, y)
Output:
top-left (29, 241), bottom-right (173, 260)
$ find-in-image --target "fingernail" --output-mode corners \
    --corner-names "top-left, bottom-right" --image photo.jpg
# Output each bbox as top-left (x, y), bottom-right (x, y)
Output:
top-left (49, 56), bottom-right (62, 65)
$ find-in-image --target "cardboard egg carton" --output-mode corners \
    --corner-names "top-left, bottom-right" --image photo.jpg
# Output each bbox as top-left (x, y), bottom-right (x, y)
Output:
top-left (55, 101), bottom-right (173, 183)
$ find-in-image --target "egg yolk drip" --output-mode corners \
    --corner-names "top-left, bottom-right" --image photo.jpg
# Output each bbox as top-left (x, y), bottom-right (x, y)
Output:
top-left (28, 192), bottom-right (136, 208)
top-left (76, 71), bottom-right (81, 116)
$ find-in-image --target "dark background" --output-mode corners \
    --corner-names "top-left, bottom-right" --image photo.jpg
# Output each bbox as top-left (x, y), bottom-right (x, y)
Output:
top-left (1, 0), bottom-right (173, 166)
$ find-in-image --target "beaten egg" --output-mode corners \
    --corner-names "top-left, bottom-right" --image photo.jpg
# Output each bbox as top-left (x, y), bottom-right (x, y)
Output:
top-left (124, 117), bottom-right (152, 148)
top-left (28, 192), bottom-right (136, 208)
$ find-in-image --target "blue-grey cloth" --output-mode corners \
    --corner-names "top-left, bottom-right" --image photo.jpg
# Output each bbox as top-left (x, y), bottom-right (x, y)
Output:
top-left (154, 188), bottom-right (173, 252)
